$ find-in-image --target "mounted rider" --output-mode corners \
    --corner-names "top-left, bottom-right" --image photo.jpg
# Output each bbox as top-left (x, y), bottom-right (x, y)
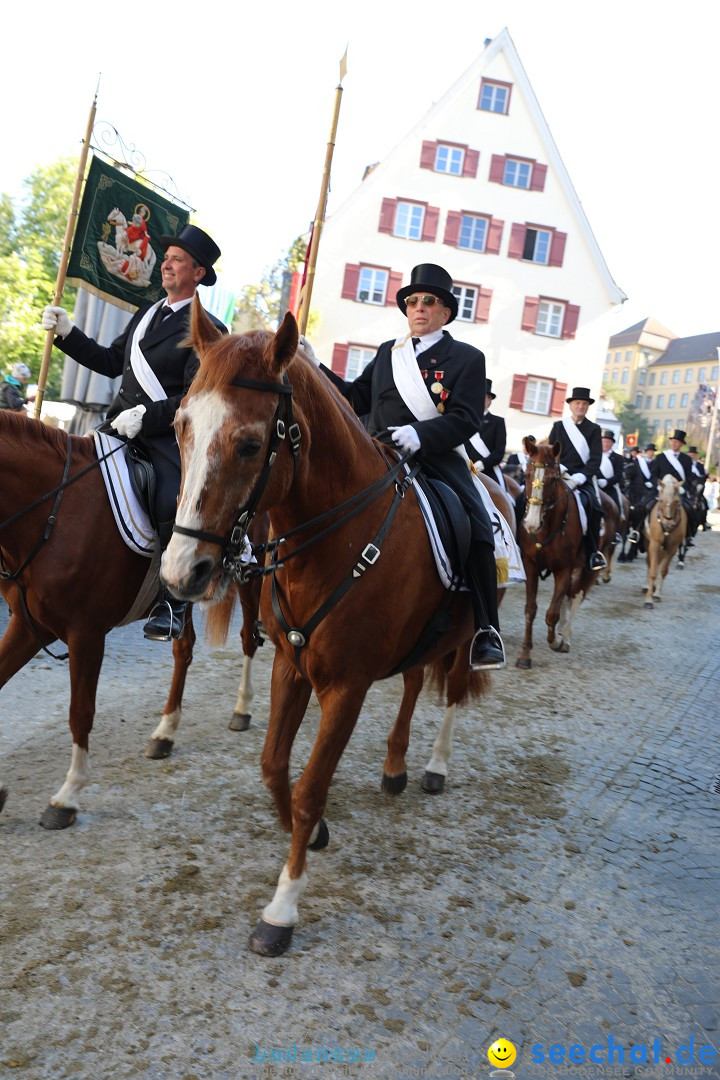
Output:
top-left (597, 429), bottom-right (625, 542)
top-left (651, 429), bottom-right (696, 546)
top-left (547, 387), bottom-right (607, 572)
top-left (624, 443), bottom-right (658, 546)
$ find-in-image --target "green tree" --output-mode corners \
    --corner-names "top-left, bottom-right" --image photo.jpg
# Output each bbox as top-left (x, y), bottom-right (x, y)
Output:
top-left (0, 157), bottom-right (77, 398)
top-left (603, 383), bottom-right (653, 448)
top-left (234, 234), bottom-right (317, 335)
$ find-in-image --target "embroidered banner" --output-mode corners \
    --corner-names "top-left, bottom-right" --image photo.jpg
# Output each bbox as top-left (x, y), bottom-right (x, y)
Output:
top-left (66, 155), bottom-right (189, 312)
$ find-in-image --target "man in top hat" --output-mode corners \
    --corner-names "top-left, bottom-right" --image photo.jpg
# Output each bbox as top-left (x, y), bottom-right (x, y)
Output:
top-left (41, 224), bottom-right (227, 641)
top-left (624, 443), bottom-right (657, 547)
top-left (547, 387), bottom-right (607, 571)
top-left (687, 446), bottom-right (710, 530)
top-left (597, 429), bottom-right (625, 541)
top-left (466, 379), bottom-right (508, 491)
top-left (651, 429), bottom-right (696, 545)
top-left (300, 263), bottom-right (506, 671)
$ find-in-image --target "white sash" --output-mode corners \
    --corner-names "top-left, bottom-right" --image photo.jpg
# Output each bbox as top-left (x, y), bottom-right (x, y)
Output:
top-left (470, 431), bottom-right (491, 458)
top-left (130, 302), bottom-right (169, 402)
top-left (390, 336), bottom-right (524, 584)
top-left (562, 417), bottom-right (590, 463)
top-left (660, 452), bottom-right (685, 482)
top-left (600, 451), bottom-right (614, 479)
top-left (638, 457), bottom-right (651, 480)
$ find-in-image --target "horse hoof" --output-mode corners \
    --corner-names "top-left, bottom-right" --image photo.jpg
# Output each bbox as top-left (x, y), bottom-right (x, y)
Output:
top-left (229, 712), bottom-right (251, 732)
top-left (145, 737), bottom-right (174, 759)
top-left (549, 640), bottom-right (561, 652)
top-left (308, 818), bottom-right (330, 851)
top-left (40, 804), bottom-right (77, 830)
top-left (381, 771), bottom-right (407, 795)
top-left (421, 771), bottom-right (445, 794)
top-left (644, 601), bottom-right (654, 609)
top-left (0, 785), bottom-right (8, 813)
top-left (249, 919), bottom-right (294, 957)
top-left (559, 642), bottom-right (570, 654)
top-left (678, 563), bottom-right (685, 570)
top-left (515, 657), bottom-right (532, 669)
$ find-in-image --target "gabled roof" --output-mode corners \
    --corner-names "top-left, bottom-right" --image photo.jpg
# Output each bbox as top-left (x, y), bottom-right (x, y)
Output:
top-left (651, 332), bottom-right (720, 366)
top-left (608, 317), bottom-right (677, 349)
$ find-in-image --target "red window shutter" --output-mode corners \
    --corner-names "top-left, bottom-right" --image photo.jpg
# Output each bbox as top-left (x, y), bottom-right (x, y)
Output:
top-left (420, 141), bottom-right (437, 170)
top-left (475, 287), bottom-right (492, 323)
top-left (331, 344), bottom-right (349, 375)
top-left (341, 264), bottom-right (360, 300)
top-left (486, 217), bottom-right (504, 255)
top-left (508, 223), bottom-right (526, 259)
top-left (463, 149), bottom-right (480, 178)
top-left (386, 270), bottom-right (403, 306)
top-left (489, 154), bottom-right (506, 183)
top-left (521, 296), bottom-right (539, 331)
top-left (549, 230), bottom-right (567, 267)
top-left (530, 162), bottom-right (547, 192)
top-left (550, 380), bottom-right (568, 416)
top-left (509, 374), bottom-right (529, 410)
top-left (422, 206), bottom-right (439, 242)
top-left (443, 211), bottom-right (462, 246)
top-left (561, 304), bottom-right (580, 339)
top-left (378, 198), bottom-right (397, 234)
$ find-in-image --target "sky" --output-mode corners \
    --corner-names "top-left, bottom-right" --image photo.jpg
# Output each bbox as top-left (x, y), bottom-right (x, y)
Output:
top-left (3, 0), bottom-right (719, 341)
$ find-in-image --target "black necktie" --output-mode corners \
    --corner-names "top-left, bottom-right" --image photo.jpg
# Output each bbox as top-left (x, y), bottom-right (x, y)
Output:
top-left (151, 304), bottom-right (173, 330)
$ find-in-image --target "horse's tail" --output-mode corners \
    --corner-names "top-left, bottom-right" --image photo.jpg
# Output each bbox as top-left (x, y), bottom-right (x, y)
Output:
top-left (426, 654), bottom-right (490, 705)
top-left (205, 588), bottom-right (237, 646)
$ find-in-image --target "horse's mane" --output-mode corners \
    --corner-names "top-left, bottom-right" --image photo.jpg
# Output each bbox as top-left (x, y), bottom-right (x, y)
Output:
top-left (0, 410), bottom-right (93, 465)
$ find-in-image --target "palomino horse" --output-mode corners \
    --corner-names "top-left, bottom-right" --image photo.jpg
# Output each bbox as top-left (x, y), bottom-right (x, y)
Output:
top-left (162, 302), bottom-right (497, 956)
top-left (516, 438), bottom-right (618, 668)
top-left (0, 411), bottom-right (260, 827)
top-left (643, 475), bottom-right (687, 609)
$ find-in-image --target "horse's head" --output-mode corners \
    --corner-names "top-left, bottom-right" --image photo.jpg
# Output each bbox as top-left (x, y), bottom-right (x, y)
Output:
top-left (162, 300), bottom-right (301, 603)
top-left (523, 439), bottom-right (563, 530)
top-left (107, 207), bottom-right (126, 226)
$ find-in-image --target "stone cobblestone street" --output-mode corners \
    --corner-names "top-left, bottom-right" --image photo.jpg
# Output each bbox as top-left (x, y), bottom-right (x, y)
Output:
top-left (1, 517), bottom-right (718, 1080)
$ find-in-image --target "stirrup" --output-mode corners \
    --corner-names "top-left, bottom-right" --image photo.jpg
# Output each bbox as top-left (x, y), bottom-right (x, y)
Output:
top-left (469, 627), bottom-right (506, 671)
top-left (589, 552), bottom-right (607, 572)
top-left (628, 528), bottom-right (640, 544)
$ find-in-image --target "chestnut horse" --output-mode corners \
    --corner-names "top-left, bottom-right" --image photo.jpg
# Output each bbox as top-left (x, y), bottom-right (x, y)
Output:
top-left (643, 474), bottom-right (687, 609)
top-left (162, 302), bottom-right (496, 956)
top-left (516, 438), bottom-right (618, 668)
top-left (0, 411), bottom-right (262, 828)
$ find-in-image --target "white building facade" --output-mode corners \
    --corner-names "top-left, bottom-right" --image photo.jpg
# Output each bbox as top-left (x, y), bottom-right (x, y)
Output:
top-left (310, 28), bottom-right (627, 452)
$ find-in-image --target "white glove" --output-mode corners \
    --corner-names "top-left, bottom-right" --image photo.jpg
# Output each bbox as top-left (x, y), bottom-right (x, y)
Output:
top-left (389, 425), bottom-right (421, 454)
top-left (41, 305), bottom-right (73, 338)
top-left (645, 481), bottom-right (653, 488)
top-left (298, 335), bottom-right (320, 366)
top-left (570, 472), bottom-right (586, 486)
top-left (597, 478), bottom-right (607, 488)
top-left (475, 459), bottom-right (485, 472)
top-left (110, 405), bottom-right (146, 438)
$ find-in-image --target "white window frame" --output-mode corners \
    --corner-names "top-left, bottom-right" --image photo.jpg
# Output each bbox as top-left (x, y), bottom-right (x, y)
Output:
top-left (523, 227), bottom-right (551, 264)
top-left (479, 81), bottom-right (509, 114)
top-left (345, 345), bottom-right (376, 380)
top-left (523, 377), bottom-right (553, 414)
top-left (458, 214), bottom-right (488, 252)
top-left (503, 158), bottom-right (531, 188)
top-left (451, 285), bottom-right (477, 322)
top-left (684, 369), bottom-right (693, 383)
top-left (357, 267), bottom-right (388, 305)
top-left (394, 201), bottom-right (425, 240)
top-left (535, 300), bottom-right (564, 338)
top-left (681, 393), bottom-right (689, 407)
top-left (668, 393), bottom-right (676, 408)
top-left (435, 145), bottom-right (464, 175)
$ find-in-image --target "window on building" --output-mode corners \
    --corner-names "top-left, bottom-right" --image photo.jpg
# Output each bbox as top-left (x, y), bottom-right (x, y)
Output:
top-left (449, 282), bottom-right (492, 323)
top-left (699, 367), bottom-right (707, 381)
top-left (489, 154), bottom-right (546, 191)
top-left (342, 263), bottom-right (403, 307)
top-left (615, 351), bottom-right (621, 363)
top-left (668, 393), bottom-right (676, 408)
top-left (444, 211), bottom-right (503, 254)
top-left (503, 158), bottom-right (531, 188)
top-left (712, 365), bottom-right (719, 380)
top-left (671, 370), bottom-right (680, 384)
top-left (522, 296), bottom-right (579, 339)
top-left (395, 201), bottom-right (425, 240)
top-left (420, 140), bottom-right (480, 178)
top-left (524, 227), bottom-right (551, 263)
top-left (605, 353), bottom-right (611, 365)
top-left (625, 350), bottom-right (632, 362)
top-left (611, 370), bottom-right (618, 382)
top-left (664, 419), bottom-right (673, 434)
top-left (509, 223), bottom-right (566, 266)
top-left (378, 198), bottom-right (439, 242)
top-left (681, 393), bottom-right (689, 407)
top-left (638, 368), bottom-right (647, 385)
top-left (652, 420), bottom-right (660, 435)
top-left (509, 375), bottom-right (567, 416)
top-left (478, 79), bottom-right (510, 114)
top-left (345, 346), bottom-right (376, 380)
top-left (635, 392), bottom-right (644, 408)
top-left (645, 396), bottom-right (652, 409)
top-left (459, 214), bottom-right (488, 252)
top-left (660, 371), bottom-right (668, 385)
top-left (435, 144), bottom-right (464, 175)
top-left (621, 368), bottom-right (629, 384)
top-left (649, 373), bottom-right (656, 386)
top-left (684, 368), bottom-right (693, 383)
top-left (357, 267), bottom-right (388, 304)
top-left (657, 394), bottom-right (664, 408)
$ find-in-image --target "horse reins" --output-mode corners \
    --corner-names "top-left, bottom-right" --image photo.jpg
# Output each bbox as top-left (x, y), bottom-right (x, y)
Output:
top-left (524, 461), bottom-right (571, 577)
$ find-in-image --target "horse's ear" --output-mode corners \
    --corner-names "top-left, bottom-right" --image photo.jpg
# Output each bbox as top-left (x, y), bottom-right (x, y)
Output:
top-left (523, 435), bottom-right (537, 457)
top-left (188, 295), bottom-right (223, 353)
top-left (552, 440), bottom-right (562, 460)
top-left (270, 311), bottom-right (299, 375)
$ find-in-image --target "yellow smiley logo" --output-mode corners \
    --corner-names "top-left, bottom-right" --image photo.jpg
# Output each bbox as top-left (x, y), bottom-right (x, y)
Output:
top-left (488, 1038), bottom-right (517, 1068)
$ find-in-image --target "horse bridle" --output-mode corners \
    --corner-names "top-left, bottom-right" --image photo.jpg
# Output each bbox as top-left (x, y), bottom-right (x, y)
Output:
top-left (525, 459), bottom-right (570, 533)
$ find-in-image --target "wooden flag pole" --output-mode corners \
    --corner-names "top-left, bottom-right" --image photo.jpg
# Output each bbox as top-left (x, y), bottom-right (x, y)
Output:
top-left (296, 49), bottom-right (347, 338)
top-left (34, 81), bottom-right (99, 419)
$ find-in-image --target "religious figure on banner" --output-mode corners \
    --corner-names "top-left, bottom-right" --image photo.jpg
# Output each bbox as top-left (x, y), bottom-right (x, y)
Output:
top-left (97, 202), bottom-right (157, 287)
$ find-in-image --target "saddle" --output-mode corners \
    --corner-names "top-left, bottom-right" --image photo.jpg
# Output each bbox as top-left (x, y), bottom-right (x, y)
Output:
top-left (414, 473), bottom-right (471, 586)
top-left (125, 442), bottom-right (159, 532)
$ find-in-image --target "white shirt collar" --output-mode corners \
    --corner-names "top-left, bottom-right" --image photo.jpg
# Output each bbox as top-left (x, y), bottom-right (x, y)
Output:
top-left (414, 329), bottom-right (445, 355)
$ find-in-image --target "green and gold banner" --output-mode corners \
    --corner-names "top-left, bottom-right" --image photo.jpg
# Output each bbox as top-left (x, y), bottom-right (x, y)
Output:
top-left (66, 155), bottom-right (189, 311)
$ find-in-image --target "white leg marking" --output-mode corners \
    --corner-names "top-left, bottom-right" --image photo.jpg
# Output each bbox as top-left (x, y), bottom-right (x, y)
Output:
top-left (150, 707), bottom-right (182, 742)
top-left (50, 746), bottom-right (90, 810)
top-left (262, 863), bottom-right (308, 927)
top-left (234, 656), bottom-right (254, 716)
top-left (425, 704), bottom-right (456, 777)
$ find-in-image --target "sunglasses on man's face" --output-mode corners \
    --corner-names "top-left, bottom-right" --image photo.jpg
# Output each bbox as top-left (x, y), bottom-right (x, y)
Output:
top-left (405, 294), bottom-right (444, 307)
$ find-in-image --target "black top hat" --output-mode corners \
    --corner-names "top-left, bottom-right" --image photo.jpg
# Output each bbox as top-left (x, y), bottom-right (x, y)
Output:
top-left (688, 446), bottom-right (698, 454)
top-left (601, 429), bottom-right (615, 441)
top-left (485, 378), bottom-right (496, 400)
top-left (157, 224), bottom-right (221, 287)
top-left (566, 386), bottom-right (595, 404)
top-left (645, 443), bottom-right (656, 451)
top-left (396, 264), bottom-right (458, 323)
top-left (670, 429), bottom-right (686, 444)
top-left (629, 445), bottom-right (641, 453)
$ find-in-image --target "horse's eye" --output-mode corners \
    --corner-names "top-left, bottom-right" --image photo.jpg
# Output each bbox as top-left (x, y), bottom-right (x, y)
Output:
top-left (236, 438), bottom-right (262, 459)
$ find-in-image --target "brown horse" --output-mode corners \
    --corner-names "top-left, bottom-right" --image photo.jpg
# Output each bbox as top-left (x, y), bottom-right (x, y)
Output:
top-left (162, 302), bottom-right (495, 956)
top-left (643, 474), bottom-right (687, 608)
top-left (0, 411), bottom-right (260, 828)
top-left (516, 438), bottom-right (618, 668)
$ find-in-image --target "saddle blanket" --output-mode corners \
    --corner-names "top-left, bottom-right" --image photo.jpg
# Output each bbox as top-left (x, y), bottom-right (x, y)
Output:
top-left (413, 472), bottom-right (525, 590)
top-left (93, 431), bottom-right (156, 556)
